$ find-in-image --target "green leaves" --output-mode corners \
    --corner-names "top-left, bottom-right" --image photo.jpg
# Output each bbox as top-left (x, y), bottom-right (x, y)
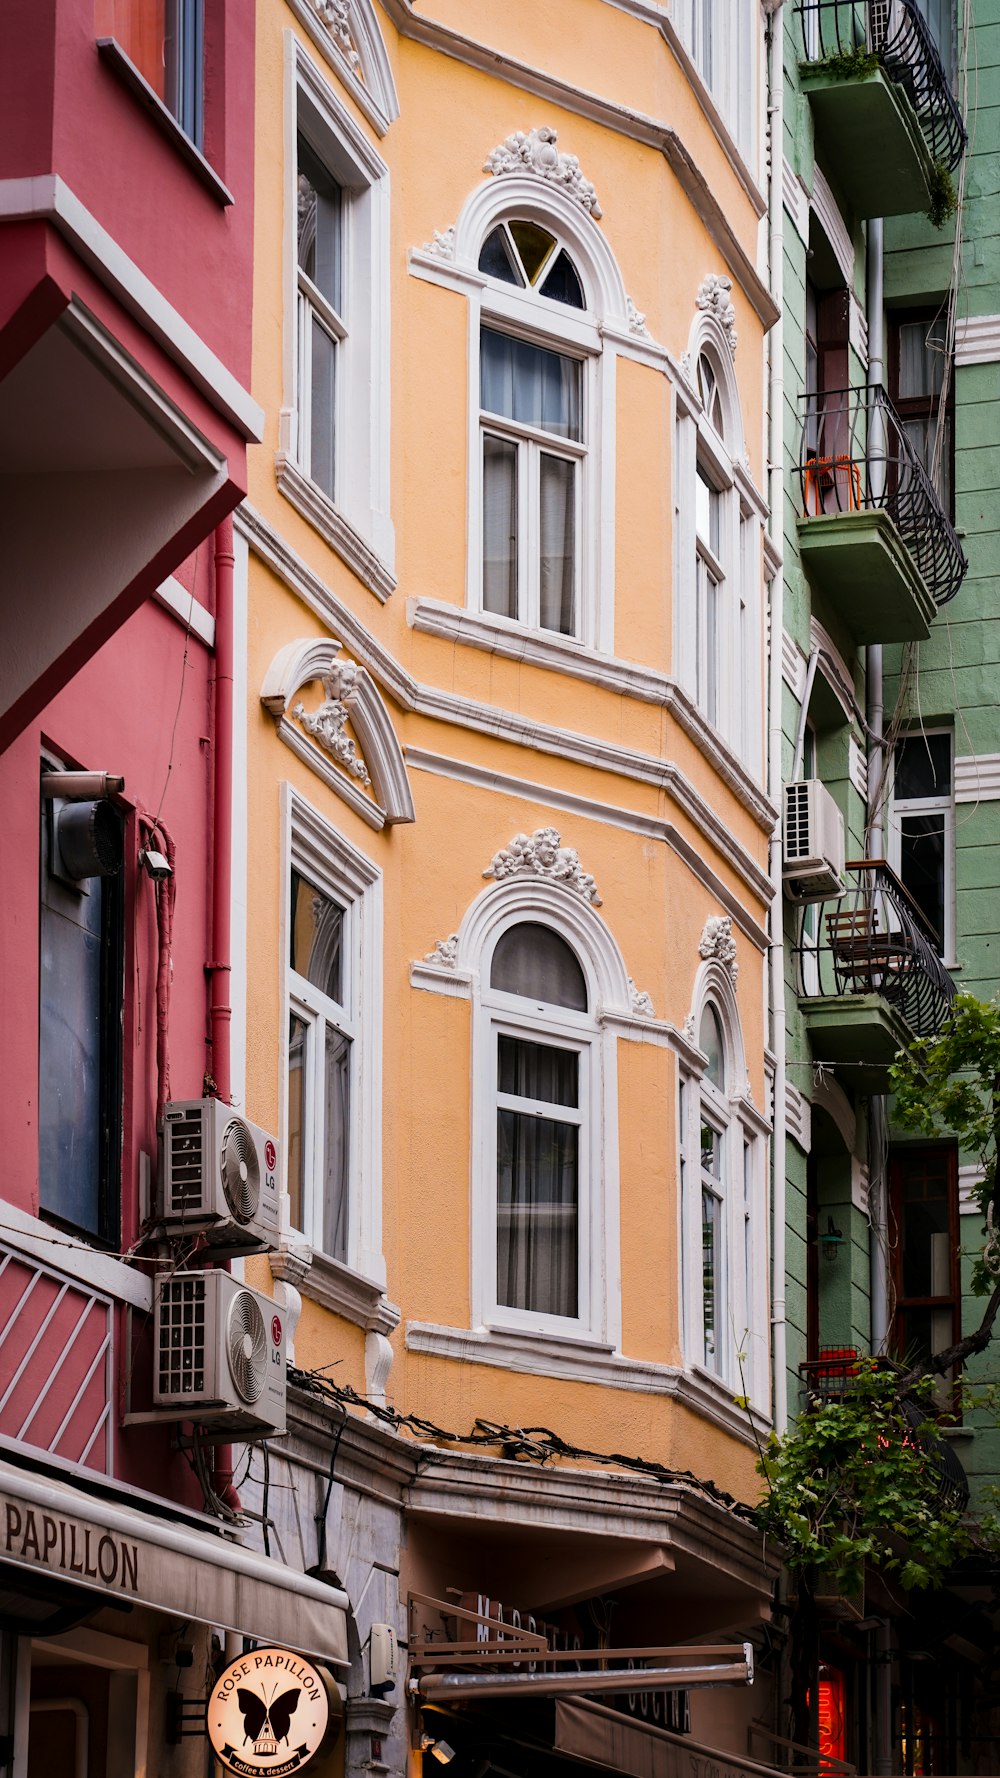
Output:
top-left (756, 1369), bottom-right (971, 1592)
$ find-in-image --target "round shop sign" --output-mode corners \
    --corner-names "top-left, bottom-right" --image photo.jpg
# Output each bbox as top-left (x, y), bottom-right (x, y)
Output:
top-left (209, 1647), bottom-right (331, 1777)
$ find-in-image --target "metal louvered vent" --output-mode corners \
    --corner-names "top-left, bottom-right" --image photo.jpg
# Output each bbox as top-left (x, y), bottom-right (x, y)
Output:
top-left (157, 1276), bottom-right (207, 1396)
top-left (166, 1112), bottom-right (205, 1209)
top-left (785, 781), bottom-right (811, 862)
top-left (219, 1118), bottom-right (260, 1225)
top-left (226, 1290), bottom-right (267, 1404)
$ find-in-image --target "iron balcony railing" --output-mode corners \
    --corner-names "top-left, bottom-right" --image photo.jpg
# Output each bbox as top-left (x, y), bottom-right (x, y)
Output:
top-left (795, 0), bottom-right (967, 171)
top-left (793, 859), bottom-right (957, 1039)
top-left (799, 1352), bottom-right (969, 1513)
top-left (797, 383), bottom-right (967, 608)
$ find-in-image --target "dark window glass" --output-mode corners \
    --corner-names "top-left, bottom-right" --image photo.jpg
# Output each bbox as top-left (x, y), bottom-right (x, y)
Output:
top-left (297, 140), bottom-right (343, 308)
top-left (539, 251), bottom-right (585, 309)
top-left (889, 310), bottom-right (954, 514)
top-left (889, 1145), bottom-right (959, 1410)
top-left (900, 814), bottom-right (946, 947)
top-left (289, 869), bottom-right (345, 1003)
top-left (895, 733), bottom-right (951, 801)
top-left (96, 0), bottom-right (204, 143)
top-left (497, 1030), bottom-right (579, 1318)
top-left (497, 1035), bottom-right (579, 1106)
top-left (478, 226), bottom-right (524, 287)
top-left (491, 922), bottom-right (588, 1010)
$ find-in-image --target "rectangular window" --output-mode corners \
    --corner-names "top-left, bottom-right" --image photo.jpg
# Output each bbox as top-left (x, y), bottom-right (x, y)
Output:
top-left (296, 137), bottom-right (345, 503)
top-left (700, 1120), bottom-right (724, 1374)
top-left (891, 731), bottom-right (954, 959)
top-left (674, 0), bottom-right (755, 159)
top-left (287, 867), bottom-right (353, 1261)
top-left (480, 327), bottom-right (584, 637)
top-left (889, 1144), bottom-right (959, 1410)
top-left (695, 465), bottom-right (723, 727)
top-left (95, 0), bottom-right (204, 143)
top-left (38, 774), bottom-right (124, 1245)
top-left (496, 1034), bottom-right (581, 1320)
top-left (889, 310), bottom-right (954, 515)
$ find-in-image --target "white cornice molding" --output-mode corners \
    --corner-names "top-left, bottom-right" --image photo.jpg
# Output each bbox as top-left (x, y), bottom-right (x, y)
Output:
top-left (404, 1321), bottom-right (770, 1445)
top-left (276, 456), bottom-right (396, 603)
top-left (406, 748), bottom-right (771, 947)
top-left (810, 166), bottom-right (854, 289)
top-left (0, 1212), bottom-right (151, 1311)
top-left (273, 1245), bottom-right (400, 1333)
top-left (375, 0), bottom-right (778, 326)
top-left (284, 0), bottom-right (399, 136)
top-left (0, 175), bottom-right (263, 441)
top-left (238, 506), bottom-right (775, 902)
top-left (785, 1082), bottom-right (811, 1153)
top-left (408, 598), bottom-right (775, 833)
top-left (782, 157), bottom-right (809, 243)
top-left (956, 753), bottom-right (1000, 802)
top-left (781, 631), bottom-right (807, 701)
top-left (154, 576), bottom-right (215, 647)
top-left (955, 314), bottom-right (1000, 366)
top-left (262, 636), bottom-right (415, 824)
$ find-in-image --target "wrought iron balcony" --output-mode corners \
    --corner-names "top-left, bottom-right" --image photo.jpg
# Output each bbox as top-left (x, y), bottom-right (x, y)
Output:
top-left (796, 384), bottom-right (967, 641)
top-left (794, 0), bottom-right (966, 218)
top-left (799, 1352), bottom-right (969, 1513)
top-left (794, 860), bottom-right (956, 1083)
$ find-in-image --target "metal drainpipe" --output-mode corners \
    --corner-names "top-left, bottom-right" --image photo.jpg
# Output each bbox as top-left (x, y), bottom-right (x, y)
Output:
top-left (209, 517), bottom-right (240, 1515)
top-left (866, 212), bottom-right (894, 1778)
top-left (766, 0), bottom-right (788, 1436)
top-left (29, 1698), bottom-right (88, 1778)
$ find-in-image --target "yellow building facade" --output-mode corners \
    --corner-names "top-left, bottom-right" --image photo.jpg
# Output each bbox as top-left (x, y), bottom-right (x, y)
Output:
top-left (236, 2), bottom-right (781, 1773)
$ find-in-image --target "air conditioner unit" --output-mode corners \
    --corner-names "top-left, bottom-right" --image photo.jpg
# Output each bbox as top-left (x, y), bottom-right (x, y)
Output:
top-left (159, 1099), bottom-right (279, 1256)
top-left (783, 779), bottom-right (846, 902)
top-left (154, 1270), bottom-right (286, 1437)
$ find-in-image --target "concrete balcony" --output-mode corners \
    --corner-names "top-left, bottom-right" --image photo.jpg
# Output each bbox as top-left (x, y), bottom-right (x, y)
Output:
top-left (795, 0), bottom-right (966, 219)
top-left (794, 859), bottom-right (957, 1090)
top-left (796, 383), bottom-right (967, 644)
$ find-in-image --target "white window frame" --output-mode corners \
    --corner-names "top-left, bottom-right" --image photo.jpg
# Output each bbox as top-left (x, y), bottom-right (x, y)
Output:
top-left (678, 978), bottom-right (768, 1410)
top-left (888, 728), bottom-right (956, 965)
top-left (280, 785), bottom-right (385, 1286)
top-left (466, 206), bottom-right (612, 653)
top-left (675, 332), bottom-right (764, 774)
top-left (471, 903), bottom-right (617, 1344)
top-left (281, 36), bottom-right (394, 587)
top-left (672, 0), bottom-right (757, 161)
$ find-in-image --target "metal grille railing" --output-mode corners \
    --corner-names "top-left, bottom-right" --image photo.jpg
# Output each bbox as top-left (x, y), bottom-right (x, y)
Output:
top-left (797, 383), bottom-right (967, 608)
top-left (795, 0), bottom-right (967, 170)
top-left (799, 1352), bottom-right (970, 1513)
top-left (793, 859), bottom-right (957, 1039)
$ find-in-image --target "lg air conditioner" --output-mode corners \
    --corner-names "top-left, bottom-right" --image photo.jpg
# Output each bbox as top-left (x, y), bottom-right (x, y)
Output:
top-left (783, 779), bottom-right (846, 903)
top-left (154, 1270), bottom-right (286, 1438)
top-left (159, 1099), bottom-right (279, 1256)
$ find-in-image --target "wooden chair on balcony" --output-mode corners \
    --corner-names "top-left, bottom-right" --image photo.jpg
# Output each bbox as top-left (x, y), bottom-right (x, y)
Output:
top-left (825, 900), bottom-right (915, 991)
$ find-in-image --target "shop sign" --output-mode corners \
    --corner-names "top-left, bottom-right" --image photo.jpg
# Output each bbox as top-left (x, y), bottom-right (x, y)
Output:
top-left (208, 1647), bottom-right (330, 1777)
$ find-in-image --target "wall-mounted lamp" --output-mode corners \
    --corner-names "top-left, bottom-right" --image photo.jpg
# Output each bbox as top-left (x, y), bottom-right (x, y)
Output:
top-left (421, 1735), bottom-right (457, 1765)
top-left (820, 1215), bottom-right (846, 1263)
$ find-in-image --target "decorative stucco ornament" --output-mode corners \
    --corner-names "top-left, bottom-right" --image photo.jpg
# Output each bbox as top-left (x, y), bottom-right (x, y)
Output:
top-left (484, 827), bottom-right (602, 905)
top-left (628, 979), bottom-right (654, 1016)
top-left (309, 0), bottom-right (362, 70)
top-left (420, 225), bottom-right (456, 259)
top-left (424, 934), bottom-right (459, 968)
top-left (696, 273), bottom-right (737, 358)
top-left (626, 296), bottom-right (650, 338)
top-left (293, 656), bottom-right (371, 786)
top-left (483, 127), bottom-right (603, 218)
top-left (698, 914), bottom-right (738, 983)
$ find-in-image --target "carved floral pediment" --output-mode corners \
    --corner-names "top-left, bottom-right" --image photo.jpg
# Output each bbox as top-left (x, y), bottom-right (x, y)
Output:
top-left (483, 126), bottom-right (602, 218)
top-left (261, 639), bottom-right (414, 829)
top-left (483, 828), bottom-right (602, 905)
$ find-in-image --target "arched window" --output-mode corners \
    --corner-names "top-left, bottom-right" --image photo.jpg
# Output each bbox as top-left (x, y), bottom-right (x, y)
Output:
top-left (676, 319), bottom-right (763, 772)
top-left (479, 917), bottom-right (603, 1333)
top-left (678, 977), bottom-right (767, 1404)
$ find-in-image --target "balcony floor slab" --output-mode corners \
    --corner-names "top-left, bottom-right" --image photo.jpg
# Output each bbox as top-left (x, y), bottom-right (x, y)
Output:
top-left (800, 65), bottom-right (934, 220)
top-left (797, 508), bottom-right (936, 643)
top-left (801, 993), bottom-right (915, 1092)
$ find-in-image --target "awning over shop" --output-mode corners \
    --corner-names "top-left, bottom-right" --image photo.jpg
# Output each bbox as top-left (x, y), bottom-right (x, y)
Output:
top-left (0, 1456), bottom-right (349, 1665)
top-left (555, 1700), bottom-right (780, 1778)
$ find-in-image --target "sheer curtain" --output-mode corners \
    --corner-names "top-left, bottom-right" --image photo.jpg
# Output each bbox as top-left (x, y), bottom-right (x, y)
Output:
top-left (496, 1036), bottom-right (579, 1318)
top-left (540, 454), bottom-right (575, 635)
top-left (323, 1026), bottom-right (351, 1262)
top-left (483, 436), bottom-right (517, 618)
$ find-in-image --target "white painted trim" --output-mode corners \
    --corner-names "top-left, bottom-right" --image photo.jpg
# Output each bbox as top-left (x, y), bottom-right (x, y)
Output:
top-left (849, 733), bottom-right (868, 801)
top-left (408, 599), bottom-right (774, 831)
top-left (403, 1321), bottom-right (770, 1443)
top-left (280, 785), bottom-right (385, 1284)
top-left (274, 713), bottom-right (386, 830)
top-left (955, 314), bottom-right (1000, 367)
top-left (810, 166), bottom-right (853, 290)
top-left (230, 533), bottom-right (249, 1119)
top-left (275, 459), bottom-right (396, 602)
top-left (0, 1207), bottom-right (150, 1310)
top-left (409, 959), bottom-right (474, 999)
top-left (782, 158), bottom-right (809, 243)
top-left (785, 1082), bottom-right (811, 1153)
top-left (849, 292), bottom-right (869, 365)
top-left (274, 1245), bottom-right (400, 1332)
top-left (955, 754), bottom-right (1000, 802)
top-left (405, 747), bottom-right (771, 945)
top-left (284, 36), bottom-right (395, 577)
top-left (781, 630), bottom-right (808, 702)
top-left (0, 175), bottom-right (263, 440)
top-left (61, 301), bottom-right (224, 474)
top-left (810, 616), bottom-right (856, 724)
top-left (262, 635), bottom-right (414, 822)
top-left (239, 505), bottom-right (777, 875)
top-left (284, 0), bottom-right (399, 136)
top-left (154, 575), bottom-right (215, 647)
top-left (959, 1163), bottom-right (986, 1215)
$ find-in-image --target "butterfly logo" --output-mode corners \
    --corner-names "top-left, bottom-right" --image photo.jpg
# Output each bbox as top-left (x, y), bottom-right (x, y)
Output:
top-left (236, 1683), bottom-right (300, 1752)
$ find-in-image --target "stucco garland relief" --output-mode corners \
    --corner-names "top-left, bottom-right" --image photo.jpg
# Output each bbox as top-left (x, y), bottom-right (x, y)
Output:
top-left (483, 127), bottom-right (603, 218)
top-left (698, 915), bottom-right (738, 984)
top-left (307, 0), bottom-right (362, 72)
top-left (424, 934), bottom-right (459, 968)
top-left (293, 657), bottom-right (371, 787)
top-left (696, 273), bottom-right (738, 358)
top-left (484, 827), bottom-right (602, 905)
top-left (420, 225), bottom-right (456, 260)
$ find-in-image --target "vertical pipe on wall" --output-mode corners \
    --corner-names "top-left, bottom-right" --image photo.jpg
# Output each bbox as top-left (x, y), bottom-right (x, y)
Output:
top-left (766, 0), bottom-right (788, 1436)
